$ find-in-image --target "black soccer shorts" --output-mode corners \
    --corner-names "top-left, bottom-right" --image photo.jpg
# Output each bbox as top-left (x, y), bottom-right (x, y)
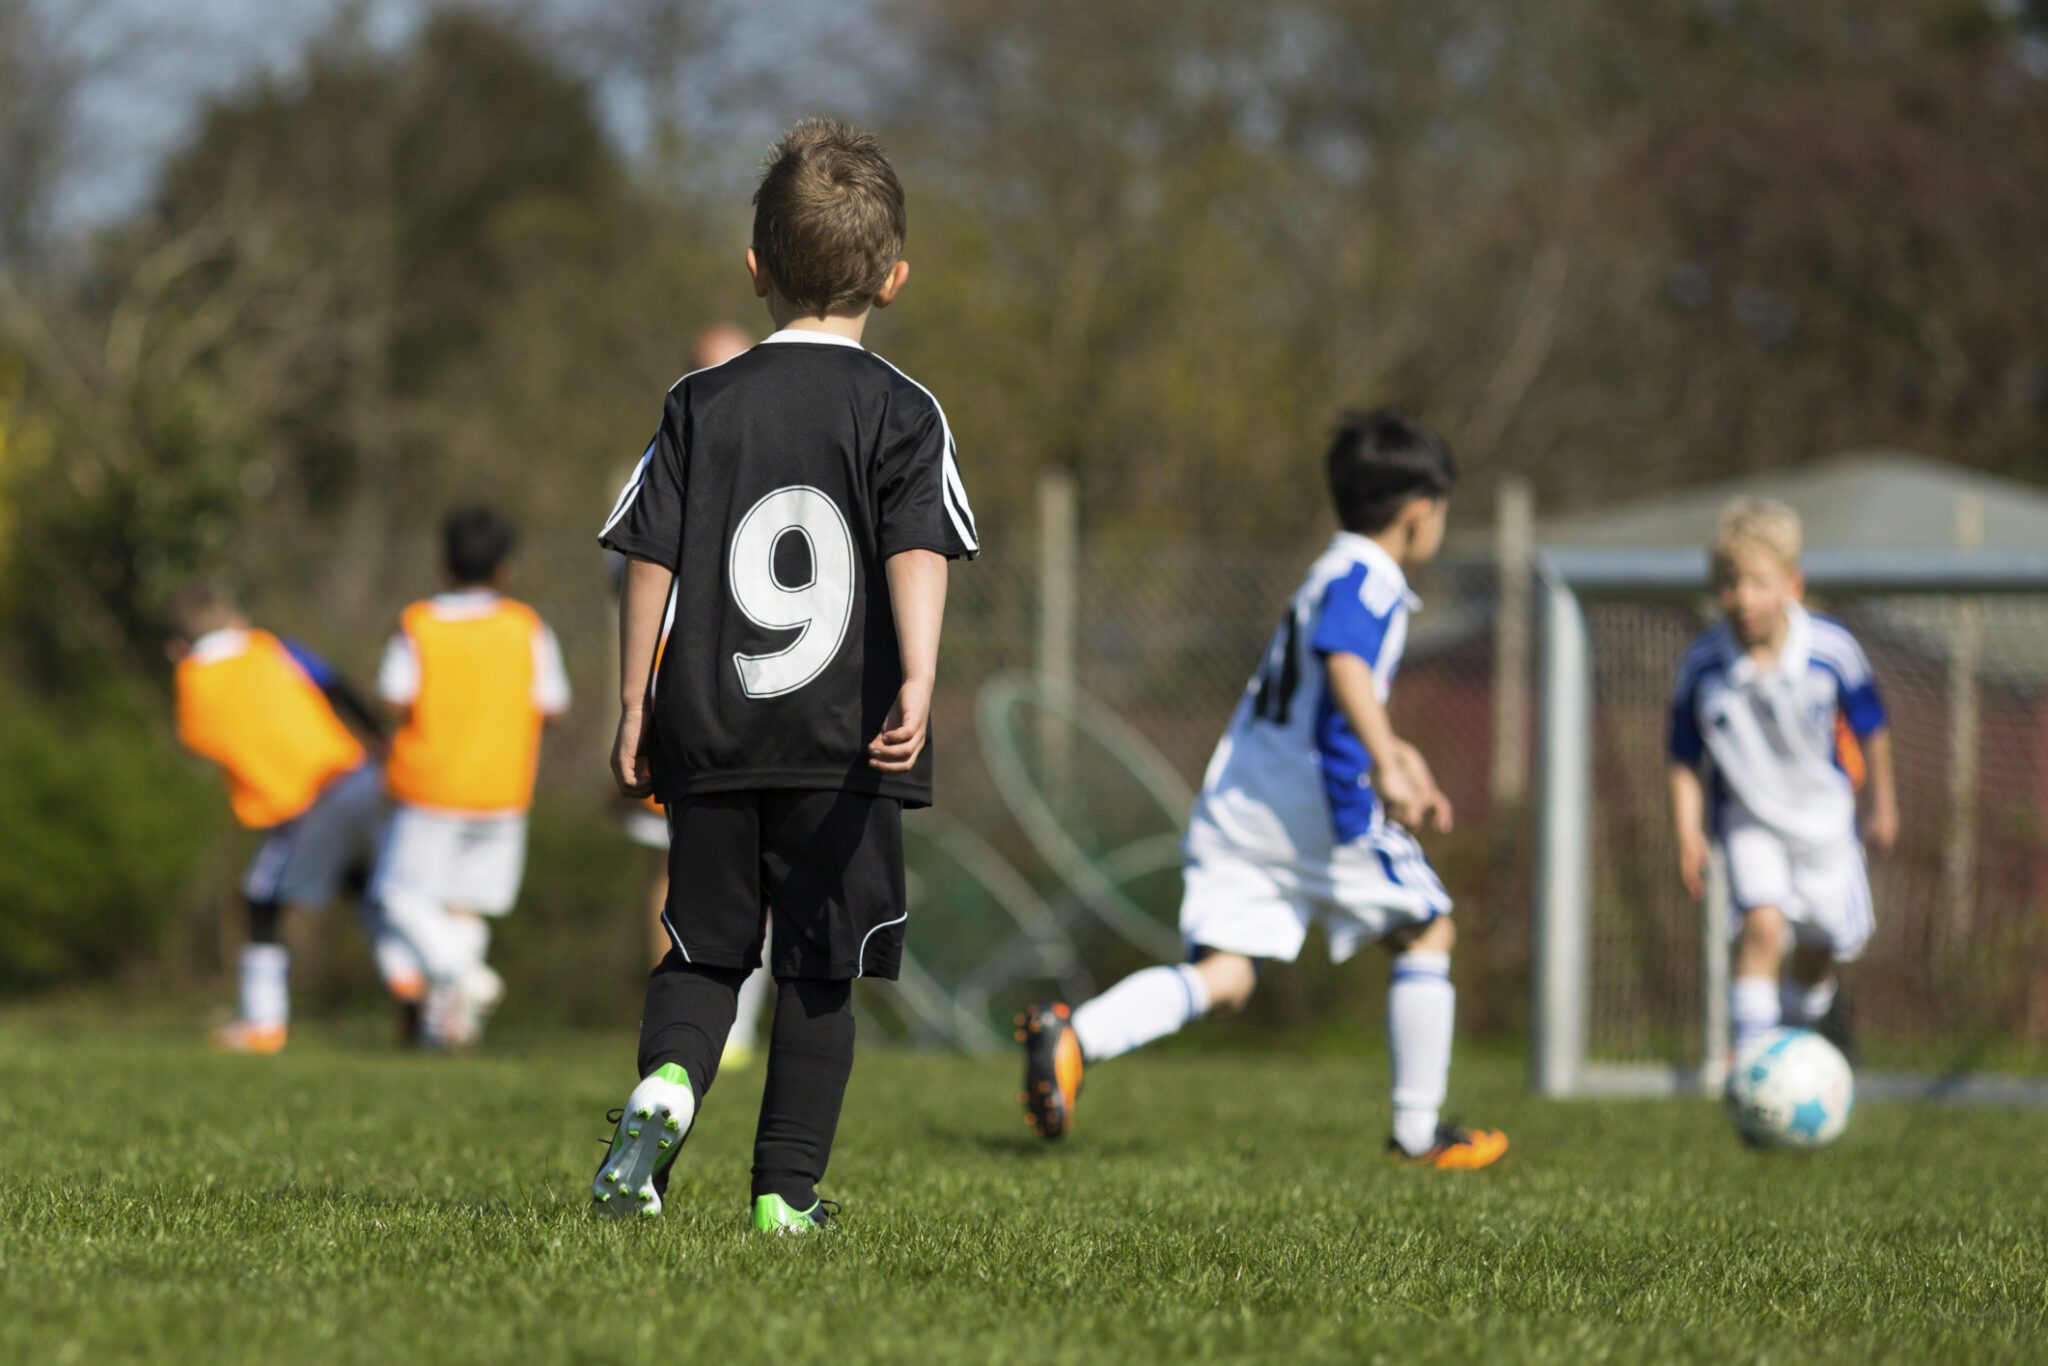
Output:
top-left (660, 790), bottom-right (906, 982)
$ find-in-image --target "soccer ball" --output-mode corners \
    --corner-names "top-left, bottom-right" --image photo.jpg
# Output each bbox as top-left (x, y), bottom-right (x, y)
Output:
top-left (1724, 1028), bottom-right (1854, 1149)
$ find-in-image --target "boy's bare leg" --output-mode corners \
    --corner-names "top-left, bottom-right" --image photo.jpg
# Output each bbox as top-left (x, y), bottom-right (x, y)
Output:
top-left (1731, 906), bottom-right (1788, 1054)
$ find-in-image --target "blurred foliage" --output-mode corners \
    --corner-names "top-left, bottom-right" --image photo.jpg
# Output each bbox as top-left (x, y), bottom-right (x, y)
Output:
top-left (0, 679), bottom-right (220, 988)
top-left (0, 0), bottom-right (2044, 1013)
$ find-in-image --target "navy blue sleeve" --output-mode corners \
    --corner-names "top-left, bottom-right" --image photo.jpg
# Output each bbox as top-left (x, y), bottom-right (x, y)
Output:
top-left (280, 638), bottom-right (339, 689)
top-left (1309, 564), bottom-right (1395, 663)
top-left (1668, 665), bottom-right (1704, 767)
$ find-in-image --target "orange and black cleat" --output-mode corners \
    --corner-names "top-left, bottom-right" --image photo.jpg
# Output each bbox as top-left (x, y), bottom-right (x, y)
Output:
top-left (1386, 1122), bottom-right (1509, 1171)
top-left (1015, 999), bottom-right (1084, 1140)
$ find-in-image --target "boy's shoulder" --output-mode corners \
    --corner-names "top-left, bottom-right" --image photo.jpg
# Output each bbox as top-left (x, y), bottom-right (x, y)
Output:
top-left (1805, 613), bottom-right (1870, 667)
top-left (402, 592), bottom-right (540, 628)
top-left (1675, 623), bottom-right (1733, 684)
top-left (674, 341), bottom-right (947, 420)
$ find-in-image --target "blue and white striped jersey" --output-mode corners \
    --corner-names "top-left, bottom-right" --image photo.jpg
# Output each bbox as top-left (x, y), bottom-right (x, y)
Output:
top-left (1188, 532), bottom-right (1419, 859)
top-left (1668, 602), bottom-right (1887, 850)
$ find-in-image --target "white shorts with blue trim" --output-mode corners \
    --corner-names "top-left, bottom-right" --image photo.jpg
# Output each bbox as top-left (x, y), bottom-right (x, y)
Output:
top-left (1721, 818), bottom-right (1873, 963)
top-left (1178, 815), bottom-right (1451, 964)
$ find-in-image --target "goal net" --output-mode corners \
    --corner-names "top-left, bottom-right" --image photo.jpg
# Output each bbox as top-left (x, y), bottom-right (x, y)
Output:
top-left (1534, 547), bottom-right (2048, 1102)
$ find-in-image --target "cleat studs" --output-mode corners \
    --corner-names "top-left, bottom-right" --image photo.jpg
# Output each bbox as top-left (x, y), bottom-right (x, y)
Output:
top-left (664, 1116), bottom-right (681, 1132)
top-left (627, 1127), bottom-right (641, 1139)
top-left (657, 1139), bottom-right (672, 1151)
top-left (596, 1192), bottom-right (611, 1202)
top-left (1036, 1080), bottom-right (1052, 1094)
top-left (606, 1169), bottom-right (621, 1183)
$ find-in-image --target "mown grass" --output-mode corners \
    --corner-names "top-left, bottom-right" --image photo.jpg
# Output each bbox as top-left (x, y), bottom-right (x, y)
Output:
top-left (1, 1009), bottom-right (2043, 1364)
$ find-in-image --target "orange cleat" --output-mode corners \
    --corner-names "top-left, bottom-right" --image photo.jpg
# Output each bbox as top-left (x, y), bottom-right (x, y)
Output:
top-left (1016, 1000), bottom-right (1084, 1140)
top-left (210, 1020), bottom-right (288, 1055)
top-left (1387, 1122), bottom-right (1509, 1171)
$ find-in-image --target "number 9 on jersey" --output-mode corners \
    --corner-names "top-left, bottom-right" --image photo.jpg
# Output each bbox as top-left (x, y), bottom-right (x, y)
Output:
top-left (728, 485), bottom-right (856, 699)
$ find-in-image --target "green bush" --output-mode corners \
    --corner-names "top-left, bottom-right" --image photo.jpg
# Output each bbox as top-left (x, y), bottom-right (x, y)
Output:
top-left (0, 682), bottom-right (219, 988)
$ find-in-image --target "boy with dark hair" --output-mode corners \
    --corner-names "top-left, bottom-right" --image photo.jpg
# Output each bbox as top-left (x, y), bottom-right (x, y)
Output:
top-left (1017, 409), bottom-right (1507, 1170)
top-left (592, 118), bottom-right (977, 1231)
top-left (167, 581), bottom-right (397, 1052)
top-left (371, 504), bottom-right (570, 1049)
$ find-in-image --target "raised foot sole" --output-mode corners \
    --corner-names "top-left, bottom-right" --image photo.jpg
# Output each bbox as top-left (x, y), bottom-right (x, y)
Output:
top-left (591, 1071), bottom-right (694, 1220)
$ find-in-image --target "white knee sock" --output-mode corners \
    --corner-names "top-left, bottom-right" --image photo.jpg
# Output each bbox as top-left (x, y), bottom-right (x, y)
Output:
top-left (1388, 950), bottom-right (1454, 1156)
top-left (1071, 963), bottom-right (1210, 1063)
top-left (382, 890), bottom-right (473, 984)
top-left (357, 899), bottom-right (427, 999)
top-left (1780, 976), bottom-right (1837, 1030)
top-left (1731, 975), bottom-right (1781, 1054)
top-left (239, 944), bottom-right (289, 1028)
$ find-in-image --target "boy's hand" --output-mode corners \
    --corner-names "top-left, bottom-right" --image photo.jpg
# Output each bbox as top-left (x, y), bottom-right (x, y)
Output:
top-left (1376, 758), bottom-right (1440, 833)
top-left (1394, 741), bottom-right (1454, 834)
top-left (868, 678), bottom-right (933, 773)
top-left (1864, 796), bottom-right (1899, 858)
top-left (1677, 827), bottom-right (1708, 901)
top-left (612, 705), bottom-right (655, 798)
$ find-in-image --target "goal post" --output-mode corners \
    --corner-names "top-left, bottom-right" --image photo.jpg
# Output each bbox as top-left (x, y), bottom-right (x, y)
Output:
top-left (1532, 545), bottom-right (2048, 1103)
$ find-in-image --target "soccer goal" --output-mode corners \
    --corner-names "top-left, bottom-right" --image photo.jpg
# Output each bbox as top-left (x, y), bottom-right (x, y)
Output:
top-left (1531, 546), bottom-right (2048, 1104)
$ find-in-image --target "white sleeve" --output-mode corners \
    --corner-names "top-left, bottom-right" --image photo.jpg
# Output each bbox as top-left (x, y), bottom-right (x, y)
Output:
top-left (532, 622), bottom-right (571, 716)
top-left (377, 631), bottom-right (419, 705)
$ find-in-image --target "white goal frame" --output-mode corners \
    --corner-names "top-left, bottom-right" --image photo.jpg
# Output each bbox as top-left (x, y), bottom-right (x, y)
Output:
top-left (1532, 545), bottom-right (2048, 1105)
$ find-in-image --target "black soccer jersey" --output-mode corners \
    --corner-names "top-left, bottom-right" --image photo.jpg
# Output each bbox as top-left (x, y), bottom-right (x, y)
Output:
top-left (598, 329), bottom-right (978, 808)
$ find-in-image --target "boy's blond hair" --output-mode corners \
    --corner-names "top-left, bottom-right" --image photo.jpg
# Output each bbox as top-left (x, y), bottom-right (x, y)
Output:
top-left (1711, 497), bottom-right (1802, 576)
top-left (752, 119), bottom-right (906, 316)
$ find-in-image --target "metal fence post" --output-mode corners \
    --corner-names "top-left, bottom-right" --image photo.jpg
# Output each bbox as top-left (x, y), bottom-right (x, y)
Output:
top-left (1532, 558), bottom-right (1591, 1097)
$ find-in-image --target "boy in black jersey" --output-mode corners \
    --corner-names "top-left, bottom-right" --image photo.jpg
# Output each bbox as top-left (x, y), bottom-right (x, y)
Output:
top-left (591, 119), bottom-right (978, 1231)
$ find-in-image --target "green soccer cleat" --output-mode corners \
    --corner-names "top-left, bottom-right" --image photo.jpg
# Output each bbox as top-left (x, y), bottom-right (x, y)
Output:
top-left (590, 1063), bottom-right (695, 1219)
top-left (751, 1193), bottom-right (841, 1235)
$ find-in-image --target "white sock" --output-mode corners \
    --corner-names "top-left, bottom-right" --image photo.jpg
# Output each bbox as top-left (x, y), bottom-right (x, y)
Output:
top-left (1731, 975), bottom-right (1781, 1054)
top-left (1780, 976), bottom-right (1837, 1029)
top-left (382, 890), bottom-right (472, 985)
top-left (357, 899), bottom-right (427, 999)
top-left (239, 944), bottom-right (289, 1028)
top-left (1071, 963), bottom-right (1210, 1063)
top-left (1388, 950), bottom-right (1454, 1156)
top-left (731, 966), bottom-right (772, 1052)
top-left (446, 913), bottom-right (490, 979)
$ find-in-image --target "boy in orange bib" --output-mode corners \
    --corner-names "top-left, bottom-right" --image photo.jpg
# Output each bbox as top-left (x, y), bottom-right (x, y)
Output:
top-left (372, 506), bottom-right (569, 1049)
top-left (167, 582), bottom-right (402, 1053)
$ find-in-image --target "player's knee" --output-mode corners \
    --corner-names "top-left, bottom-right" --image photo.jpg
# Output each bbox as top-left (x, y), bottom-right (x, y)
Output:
top-left (1384, 915), bottom-right (1454, 956)
top-left (1195, 952), bottom-right (1258, 1014)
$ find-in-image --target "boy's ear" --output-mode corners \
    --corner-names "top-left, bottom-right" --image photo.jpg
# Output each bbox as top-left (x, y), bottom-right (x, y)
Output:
top-left (871, 259), bottom-right (910, 310)
top-left (746, 247), bottom-right (773, 299)
top-left (1789, 569), bottom-right (1807, 602)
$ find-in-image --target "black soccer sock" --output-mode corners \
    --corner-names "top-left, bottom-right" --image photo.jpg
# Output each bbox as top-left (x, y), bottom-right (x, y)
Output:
top-left (636, 952), bottom-right (748, 1099)
top-left (751, 977), bottom-right (856, 1209)
top-left (246, 898), bottom-right (282, 946)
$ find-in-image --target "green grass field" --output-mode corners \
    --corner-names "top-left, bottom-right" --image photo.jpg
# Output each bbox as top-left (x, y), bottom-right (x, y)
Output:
top-left (2, 1010), bottom-right (2044, 1365)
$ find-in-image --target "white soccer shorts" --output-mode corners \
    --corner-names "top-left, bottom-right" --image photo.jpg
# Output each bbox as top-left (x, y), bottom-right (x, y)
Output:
top-left (371, 804), bottom-right (530, 916)
top-left (1721, 818), bottom-right (1874, 962)
top-left (1178, 817), bottom-right (1451, 964)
